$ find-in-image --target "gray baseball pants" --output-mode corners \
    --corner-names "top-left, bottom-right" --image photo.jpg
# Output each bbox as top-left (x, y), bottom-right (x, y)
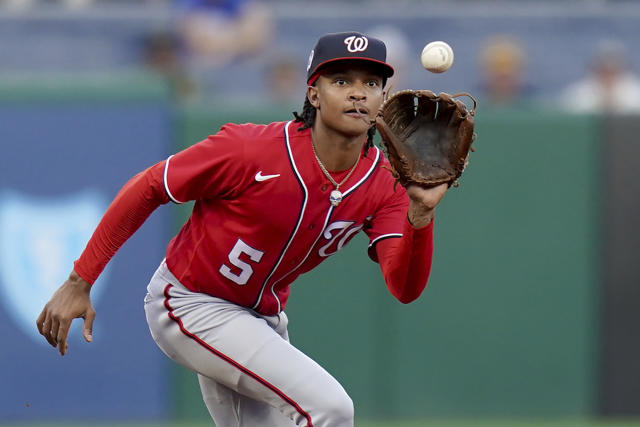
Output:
top-left (144, 260), bottom-right (354, 427)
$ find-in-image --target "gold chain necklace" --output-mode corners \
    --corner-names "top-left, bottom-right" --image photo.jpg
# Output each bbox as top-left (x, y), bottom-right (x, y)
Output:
top-left (311, 141), bottom-right (361, 207)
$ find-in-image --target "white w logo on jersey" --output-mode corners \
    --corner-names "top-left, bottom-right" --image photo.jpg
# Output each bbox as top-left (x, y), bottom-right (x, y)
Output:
top-left (318, 220), bottom-right (364, 257)
top-left (344, 36), bottom-right (369, 53)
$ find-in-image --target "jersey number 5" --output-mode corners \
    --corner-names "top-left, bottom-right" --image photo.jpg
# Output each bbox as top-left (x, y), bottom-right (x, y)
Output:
top-left (219, 239), bottom-right (264, 285)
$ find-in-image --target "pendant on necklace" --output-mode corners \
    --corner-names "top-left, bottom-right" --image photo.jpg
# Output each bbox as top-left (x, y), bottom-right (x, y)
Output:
top-left (329, 189), bottom-right (343, 207)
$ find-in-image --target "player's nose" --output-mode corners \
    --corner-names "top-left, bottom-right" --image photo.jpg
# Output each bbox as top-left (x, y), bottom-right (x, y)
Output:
top-left (348, 91), bottom-right (366, 102)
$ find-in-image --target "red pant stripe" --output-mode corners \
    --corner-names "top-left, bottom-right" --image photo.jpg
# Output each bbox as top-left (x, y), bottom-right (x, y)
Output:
top-left (163, 284), bottom-right (313, 427)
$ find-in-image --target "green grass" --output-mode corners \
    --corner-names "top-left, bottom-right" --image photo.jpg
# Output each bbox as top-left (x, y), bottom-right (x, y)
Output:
top-left (6, 419), bottom-right (640, 427)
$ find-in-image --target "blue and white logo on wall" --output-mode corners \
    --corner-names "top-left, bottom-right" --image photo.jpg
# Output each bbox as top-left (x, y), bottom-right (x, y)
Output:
top-left (0, 190), bottom-right (108, 343)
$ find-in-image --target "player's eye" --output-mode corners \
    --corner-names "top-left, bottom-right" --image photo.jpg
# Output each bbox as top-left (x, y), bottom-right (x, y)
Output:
top-left (366, 80), bottom-right (380, 88)
top-left (334, 78), bottom-right (347, 86)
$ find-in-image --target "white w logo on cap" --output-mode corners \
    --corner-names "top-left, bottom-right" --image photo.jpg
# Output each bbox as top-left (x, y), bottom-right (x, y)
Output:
top-left (344, 35), bottom-right (368, 52)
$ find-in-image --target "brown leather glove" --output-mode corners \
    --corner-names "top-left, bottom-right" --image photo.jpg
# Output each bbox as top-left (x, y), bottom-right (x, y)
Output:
top-left (376, 89), bottom-right (477, 188)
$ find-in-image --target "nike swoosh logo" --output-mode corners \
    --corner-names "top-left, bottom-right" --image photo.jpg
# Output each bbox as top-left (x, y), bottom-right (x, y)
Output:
top-left (255, 171), bottom-right (280, 182)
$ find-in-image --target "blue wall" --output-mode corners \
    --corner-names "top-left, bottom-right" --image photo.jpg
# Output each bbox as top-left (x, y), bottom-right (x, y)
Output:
top-left (0, 100), bottom-right (173, 421)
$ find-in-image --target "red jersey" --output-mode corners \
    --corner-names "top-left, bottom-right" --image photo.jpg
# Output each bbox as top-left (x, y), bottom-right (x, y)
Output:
top-left (74, 119), bottom-right (434, 316)
top-left (164, 121), bottom-right (408, 315)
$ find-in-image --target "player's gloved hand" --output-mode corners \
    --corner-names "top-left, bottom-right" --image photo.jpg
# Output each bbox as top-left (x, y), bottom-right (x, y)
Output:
top-left (36, 270), bottom-right (95, 356)
top-left (406, 183), bottom-right (448, 228)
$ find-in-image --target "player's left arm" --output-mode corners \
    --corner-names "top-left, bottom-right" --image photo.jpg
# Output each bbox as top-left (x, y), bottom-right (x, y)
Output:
top-left (375, 183), bottom-right (448, 303)
top-left (405, 183), bottom-right (448, 228)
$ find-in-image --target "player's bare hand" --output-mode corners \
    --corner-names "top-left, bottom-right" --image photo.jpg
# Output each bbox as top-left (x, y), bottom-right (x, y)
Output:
top-left (36, 270), bottom-right (95, 356)
top-left (406, 183), bottom-right (448, 228)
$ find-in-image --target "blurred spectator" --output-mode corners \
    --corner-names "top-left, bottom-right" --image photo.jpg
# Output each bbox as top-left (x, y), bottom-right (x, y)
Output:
top-left (560, 39), bottom-right (640, 114)
top-left (2, 0), bottom-right (93, 8)
top-left (142, 31), bottom-right (197, 103)
top-left (367, 25), bottom-right (411, 91)
top-left (60, 0), bottom-right (93, 9)
top-left (174, 0), bottom-right (274, 68)
top-left (265, 54), bottom-right (305, 107)
top-left (478, 35), bottom-right (534, 108)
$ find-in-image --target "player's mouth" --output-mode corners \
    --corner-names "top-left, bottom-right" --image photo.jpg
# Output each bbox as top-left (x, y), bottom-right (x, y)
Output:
top-left (344, 106), bottom-right (369, 118)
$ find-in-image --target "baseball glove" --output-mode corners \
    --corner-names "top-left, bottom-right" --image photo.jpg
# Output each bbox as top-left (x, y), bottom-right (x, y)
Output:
top-left (375, 89), bottom-right (477, 188)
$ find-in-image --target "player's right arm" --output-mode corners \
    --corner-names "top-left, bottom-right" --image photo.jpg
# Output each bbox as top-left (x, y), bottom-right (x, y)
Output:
top-left (36, 161), bottom-right (170, 356)
top-left (36, 270), bottom-right (94, 356)
top-left (37, 125), bottom-right (248, 356)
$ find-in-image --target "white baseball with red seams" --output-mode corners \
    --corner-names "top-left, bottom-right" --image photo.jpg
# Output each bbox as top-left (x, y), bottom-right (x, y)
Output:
top-left (421, 41), bottom-right (454, 73)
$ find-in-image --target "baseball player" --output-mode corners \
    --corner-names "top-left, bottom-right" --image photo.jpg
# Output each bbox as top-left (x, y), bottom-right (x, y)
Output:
top-left (37, 31), bottom-right (448, 426)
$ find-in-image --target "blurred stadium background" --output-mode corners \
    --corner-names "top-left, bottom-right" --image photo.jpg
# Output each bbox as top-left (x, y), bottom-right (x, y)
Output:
top-left (1, 0), bottom-right (640, 426)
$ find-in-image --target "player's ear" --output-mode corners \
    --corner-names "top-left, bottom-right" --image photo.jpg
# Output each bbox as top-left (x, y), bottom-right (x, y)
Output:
top-left (307, 85), bottom-right (320, 109)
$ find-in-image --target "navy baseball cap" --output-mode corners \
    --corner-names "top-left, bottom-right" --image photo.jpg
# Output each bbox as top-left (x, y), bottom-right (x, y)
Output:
top-left (306, 31), bottom-right (395, 85)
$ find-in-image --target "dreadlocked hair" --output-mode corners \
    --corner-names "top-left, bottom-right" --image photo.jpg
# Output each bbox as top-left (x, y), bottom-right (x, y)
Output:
top-left (292, 97), bottom-right (315, 131)
top-left (292, 97), bottom-right (378, 156)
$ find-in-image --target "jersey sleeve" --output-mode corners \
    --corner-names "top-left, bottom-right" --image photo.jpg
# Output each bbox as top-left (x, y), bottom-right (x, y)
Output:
top-left (364, 183), bottom-right (410, 258)
top-left (375, 219), bottom-right (434, 303)
top-left (364, 171), bottom-right (434, 303)
top-left (73, 161), bottom-right (169, 285)
top-left (163, 124), bottom-right (248, 203)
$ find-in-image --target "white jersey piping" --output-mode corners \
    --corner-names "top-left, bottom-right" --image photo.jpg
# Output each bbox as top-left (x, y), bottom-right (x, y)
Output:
top-left (265, 141), bottom-right (382, 305)
top-left (163, 155), bottom-right (185, 204)
top-left (252, 121), bottom-right (308, 313)
top-left (369, 233), bottom-right (403, 248)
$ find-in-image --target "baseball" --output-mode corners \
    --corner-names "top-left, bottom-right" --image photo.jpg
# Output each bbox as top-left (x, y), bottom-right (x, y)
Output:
top-left (421, 41), bottom-right (454, 73)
